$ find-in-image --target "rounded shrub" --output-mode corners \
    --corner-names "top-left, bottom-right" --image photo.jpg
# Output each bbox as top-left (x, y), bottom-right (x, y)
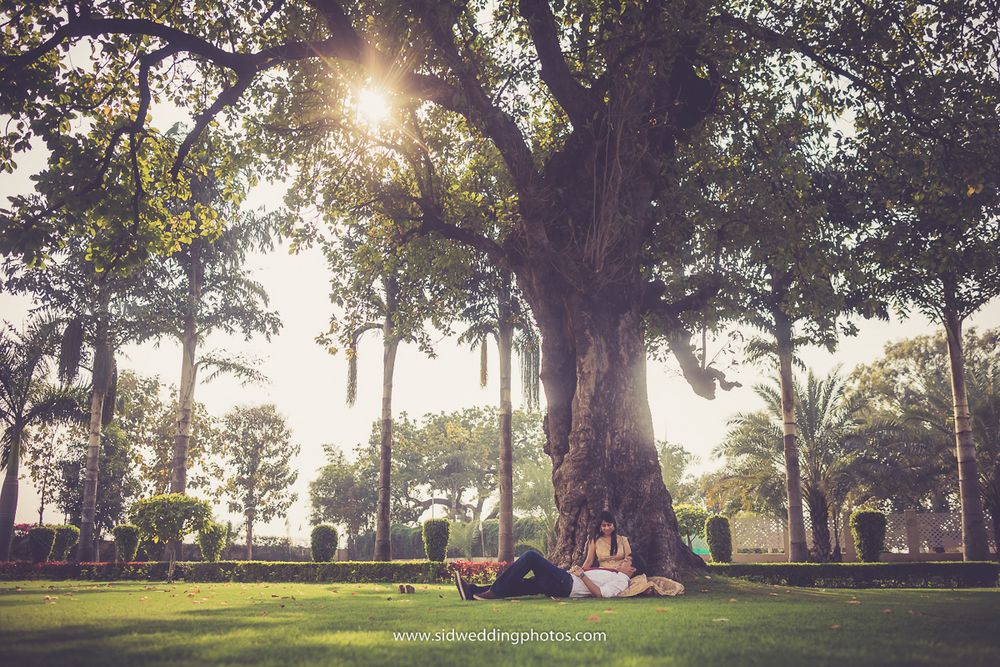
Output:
top-left (311, 524), bottom-right (338, 562)
top-left (198, 522), bottom-right (228, 562)
top-left (28, 526), bottom-right (56, 563)
top-left (51, 525), bottom-right (80, 561)
top-left (113, 524), bottom-right (140, 563)
top-left (850, 509), bottom-right (887, 562)
top-left (422, 519), bottom-right (449, 562)
top-left (704, 515), bottom-right (732, 563)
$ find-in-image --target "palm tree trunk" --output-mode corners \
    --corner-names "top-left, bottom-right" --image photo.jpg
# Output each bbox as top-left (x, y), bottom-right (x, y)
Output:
top-left (943, 310), bottom-right (990, 560)
top-left (79, 296), bottom-right (111, 563)
top-left (172, 313), bottom-right (198, 494)
top-left (374, 279), bottom-right (399, 562)
top-left (0, 431), bottom-right (22, 560)
top-left (776, 322), bottom-right (809, 562)
top-left (497, 309), bottom-right (515, 562)
top-left (807, 488), bottom-right (831, 562)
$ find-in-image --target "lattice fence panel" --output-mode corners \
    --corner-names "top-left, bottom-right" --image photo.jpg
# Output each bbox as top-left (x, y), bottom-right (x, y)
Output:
top-left (884, 513), bottom-right (909, 553)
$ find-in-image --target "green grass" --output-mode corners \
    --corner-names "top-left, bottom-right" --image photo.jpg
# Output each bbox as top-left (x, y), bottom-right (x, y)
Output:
top-left (2, 576), bottom-right (998, 666)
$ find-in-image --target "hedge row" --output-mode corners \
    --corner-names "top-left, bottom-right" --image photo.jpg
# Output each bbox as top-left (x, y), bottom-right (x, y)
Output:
top-left (709, 562), bottom-right (1000, 588)
top-left (0, 560), bottom-right (453, 583)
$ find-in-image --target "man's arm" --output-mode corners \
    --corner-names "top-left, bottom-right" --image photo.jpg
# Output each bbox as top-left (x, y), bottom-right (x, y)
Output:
top-left (569, 566), bottom-right (606, 598)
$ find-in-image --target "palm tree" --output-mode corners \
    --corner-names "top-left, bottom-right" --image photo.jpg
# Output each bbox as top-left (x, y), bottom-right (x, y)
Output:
top-left (0, 316), bottom-right (84, 560)
top-left (458, 267), bottom-right (540, 562)
top-left (716, 368), bottom-right (881, 561)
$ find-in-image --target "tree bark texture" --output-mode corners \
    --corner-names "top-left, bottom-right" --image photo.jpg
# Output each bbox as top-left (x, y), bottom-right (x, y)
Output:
top-left (497, 304), bottom-right (515, 563)
top-left (943, 311), bottom-right (990, 561)
top-left (0, 432), bottom-right (22, 560)
top-left (523, 287), bottom-right (703, 578)
top-left (374, 279), bottom-right (400, 561)
top-left (776, 325), bottom-right (809, 562)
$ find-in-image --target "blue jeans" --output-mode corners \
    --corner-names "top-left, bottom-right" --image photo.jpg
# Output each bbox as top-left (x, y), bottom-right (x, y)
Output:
top-left (477, 549), bottom-right (573, 598)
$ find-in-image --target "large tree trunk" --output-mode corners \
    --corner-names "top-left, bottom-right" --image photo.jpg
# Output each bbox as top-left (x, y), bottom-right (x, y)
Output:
top-left (497, 292), bottom-right (515, 562)
top-left (526, 291), bottom-right (702, 578)
top-left (776, 320), bottom-right (809, 562)
top-left (806, 487), bottom-right (831, 562)
top-left (374, 279), bottom-right (400, 561)
top-left (943, 310), bottom-right (990, 561)
top-left (0, 432), bottom-right (22, 560)
top-left (79, 300), bottom-right (111, 563)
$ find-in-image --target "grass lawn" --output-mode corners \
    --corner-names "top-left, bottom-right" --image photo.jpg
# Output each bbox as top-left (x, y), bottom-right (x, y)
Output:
top-left (2, 576), bottom-right (998, 666)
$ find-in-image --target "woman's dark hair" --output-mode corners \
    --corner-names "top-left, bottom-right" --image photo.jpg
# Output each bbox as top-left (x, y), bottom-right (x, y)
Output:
top-left (594, 510), bottom-right (619, 556)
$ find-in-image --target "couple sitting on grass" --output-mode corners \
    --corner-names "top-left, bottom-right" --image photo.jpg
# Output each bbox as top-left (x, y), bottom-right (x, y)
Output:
top-left (454, 511), bottom-right (684, 601)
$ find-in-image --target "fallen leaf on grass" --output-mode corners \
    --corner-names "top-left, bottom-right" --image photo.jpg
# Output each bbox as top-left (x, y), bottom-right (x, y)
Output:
top-left (908, 610), bottom-right (925, 616)
top-left (846, 600), bottom-right (862, 605)
top-left (768, 593), bottom-right (780, 596)
top-left (602, 608), bottom-right (615, 613)
top-left (655, 608), bottom-right (667, 614)
top-left (830, 624), bottom-right (842, 630)
top-left (711, 618), bottom-right (729, 623)
top-left (881, 608), bottom-right (892, 614)
top-left (587, 615), bottom-right (601, 623)
top-left (728, 598), bottom-right (738, 603)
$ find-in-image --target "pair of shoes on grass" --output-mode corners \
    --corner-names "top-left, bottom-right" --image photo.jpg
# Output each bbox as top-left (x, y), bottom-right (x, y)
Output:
top-left (453, 571), bottom-right (497, 601)
top-left (397, 584), bottom-right (416, 594)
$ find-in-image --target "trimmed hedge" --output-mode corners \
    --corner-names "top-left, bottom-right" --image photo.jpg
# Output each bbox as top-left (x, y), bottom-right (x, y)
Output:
top-left (113, 525), bottom-right (140, 563)
top-left (423, 519), bottom-right (449, 562)
top-left (709, 562), bottom-right (1000, 588)
top-left (0, 560), bottom-right (452, 583)
top-left (51, 525), bottom-right (80, 561)
top-left (311, 525), bottom-right (338, 562)
top-left (198, 522), bottom-right (227, 562)
top-left (28, 526), bottom-right (56, 563)
top-left (705, 515), bottom-right (732, 563)
top-left (851, 509), bottom-right (888, 562)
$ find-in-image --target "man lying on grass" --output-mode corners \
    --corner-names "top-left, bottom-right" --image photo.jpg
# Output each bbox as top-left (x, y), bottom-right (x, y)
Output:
top-left (454, 549), bottom-right (642, 601)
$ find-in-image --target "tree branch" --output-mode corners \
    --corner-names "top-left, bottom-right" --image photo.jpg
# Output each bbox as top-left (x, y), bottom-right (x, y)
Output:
top-left (518, 0), bottom-right (599, 128)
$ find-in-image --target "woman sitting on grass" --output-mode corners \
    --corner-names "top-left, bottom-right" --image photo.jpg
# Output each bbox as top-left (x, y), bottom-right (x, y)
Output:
top-left (581, 511), bottom-right (631, 570)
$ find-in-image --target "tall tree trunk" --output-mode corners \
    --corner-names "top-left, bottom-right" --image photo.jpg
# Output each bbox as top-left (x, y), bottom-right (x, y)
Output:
top-left (374, 279), bottom-right (399, 561)
top-left (526, 291), bottom-right (702, 578)
top-left (79, 298), bottom-right (111, 563)
top-left (497, 292), bottom-right (515, 562)
top-left (171, 312), bottom-right (198, 494)
top-left (0, 431), bottom-right (22, 560)
top-left (943, 310), bottom-right (990, 560)
top-left (168, 276), bottom-right (199, 566)
top-left (246, 512), bottom-right (254, 561)
top-left (807, 488), bottom-right (831, 562)
top-left (775, 318), bottom-right (809, 562)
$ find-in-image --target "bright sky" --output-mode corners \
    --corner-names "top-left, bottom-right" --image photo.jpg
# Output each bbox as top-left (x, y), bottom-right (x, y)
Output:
top-left (3, 111), bottom-right (999, 546)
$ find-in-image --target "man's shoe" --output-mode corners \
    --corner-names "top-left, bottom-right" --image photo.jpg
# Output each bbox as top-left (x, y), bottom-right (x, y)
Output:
top-left (453, 571), bottom-right (468, 600)
top-left (473, 589), bottom-right (498, 600)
